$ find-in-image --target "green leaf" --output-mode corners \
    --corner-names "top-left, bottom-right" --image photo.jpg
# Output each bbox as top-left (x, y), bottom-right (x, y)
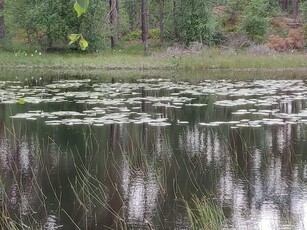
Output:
top-left (18, 98), bottom-right (26, 105)
top-left (74, 0), bottom-right (89, 17)
top-left (74, 2), bottom-right (85, 17)
top-left (77, 0), bottom-right (89, 11)
top-left (79, 38), bottom-right (88, 50)
top-left (68, 34), bottom-right (80, 45)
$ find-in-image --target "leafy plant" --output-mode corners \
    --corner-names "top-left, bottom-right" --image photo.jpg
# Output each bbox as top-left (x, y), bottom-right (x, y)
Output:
top-left (239, 0), bottom-right (271, 41)
top-left (300, 1), bottom-right (307, 23)
top-left (69, 0), bottom-right (89, 50)
top-left (175, 0), bottom-right (222, 45)
top-left (149, 28), bottom-right (160, 40)
top-left (122, 29), bottom-right (142, 41)
top-left (74, 0), bottom-right (89, 17)
top-left (68, 34), bottom-right (88, 50)
top-left (5, 0), bottom-right (106, 50)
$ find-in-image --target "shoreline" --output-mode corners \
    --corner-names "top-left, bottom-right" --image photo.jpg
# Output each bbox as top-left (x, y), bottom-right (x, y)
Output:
top-left (0, 51), bottom-right (307, 80)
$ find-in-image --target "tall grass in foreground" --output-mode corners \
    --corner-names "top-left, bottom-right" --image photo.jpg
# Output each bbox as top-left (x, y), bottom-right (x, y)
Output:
top-left (0, 204), bottom-right (19, 229)
top-left (120, 129), bottom-right (226, 229)
top-left (0, 123), bottom-right (229, 229)
top-left (184, 195), bottom-right (225, 230)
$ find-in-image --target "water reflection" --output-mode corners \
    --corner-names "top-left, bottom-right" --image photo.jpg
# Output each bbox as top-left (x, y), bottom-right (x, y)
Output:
top-left (1, 79), bottom-right (307, 229)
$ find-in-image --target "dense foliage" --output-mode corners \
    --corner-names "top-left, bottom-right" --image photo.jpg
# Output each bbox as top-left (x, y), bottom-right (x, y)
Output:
top-left (5, 0), bottom-right (107, 50)
top-left (239, 0), bottom-right (271, 41)
top-left (175, 0), bottom-right (221, 45)
top-left (1, 0), bottom-right (306, 51)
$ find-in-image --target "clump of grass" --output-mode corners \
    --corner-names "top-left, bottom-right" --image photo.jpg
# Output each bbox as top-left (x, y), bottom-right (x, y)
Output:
top-left (184, 195), bottom-right (225, 230)
top-left (0, 204), bottom-right (20, 230)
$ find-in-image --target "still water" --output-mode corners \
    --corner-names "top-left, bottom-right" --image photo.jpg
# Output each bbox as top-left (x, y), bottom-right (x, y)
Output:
top-left (1, 77), bottom-right (307, 229)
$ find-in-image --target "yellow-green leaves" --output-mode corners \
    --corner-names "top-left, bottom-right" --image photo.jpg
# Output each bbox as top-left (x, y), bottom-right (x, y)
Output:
top-left (68, 34), bottom-right (80, 45)
top-left (18, 98), bottom-right (26, 105)
top-left (70, 0), bottom-right (89, 50)
top-left (74, 0), bottom-right (89, 17)
top-left (79, 37), bottom-right (88, 50)
top-left (68, 34), bottom-right (88, 50)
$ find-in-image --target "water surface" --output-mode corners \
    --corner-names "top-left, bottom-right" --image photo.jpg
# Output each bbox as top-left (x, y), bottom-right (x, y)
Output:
top-left (1, 77), bottom-right (307, 229)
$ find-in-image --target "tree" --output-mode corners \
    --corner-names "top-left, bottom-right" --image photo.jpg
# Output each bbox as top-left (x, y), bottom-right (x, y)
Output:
top-left (0, 0), bottom-right (4, 39)
top-left (240, 0), bottom-right (271, 41)
top-left (110, 0), bottom-right (119, 48)
top-left (124, 0), bottom-right (140, 31)
top-left (6, 0), bottom-right (78, 47)
top-left (158, 0), bottom-right (164, 44)
top-left (5, 0), bottom-right (108, 50)
top-left (293, 0), bottom-right (299, 21)
top-left (175, 0), bottom-right (220, 45)
top-left (281, 0), bottom-right (288, 11)
top-left (141, 0), bottom-right (149, 53)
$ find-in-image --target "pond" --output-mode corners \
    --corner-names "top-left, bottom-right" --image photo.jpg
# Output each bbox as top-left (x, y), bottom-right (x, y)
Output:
top-left (1, 76), bottom-right (307, 229)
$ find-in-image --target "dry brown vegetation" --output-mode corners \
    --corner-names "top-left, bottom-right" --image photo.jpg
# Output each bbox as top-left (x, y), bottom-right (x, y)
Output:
top-left (268, 29), bottom-right (304, 51)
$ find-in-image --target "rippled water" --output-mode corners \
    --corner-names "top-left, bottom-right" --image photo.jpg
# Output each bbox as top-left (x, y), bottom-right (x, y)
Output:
top-left (1, 77), bottom-right (307, 229)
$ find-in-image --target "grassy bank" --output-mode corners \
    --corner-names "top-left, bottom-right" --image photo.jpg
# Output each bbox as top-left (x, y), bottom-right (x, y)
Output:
top-left (1, 48), bottom-right (307, 69)
top-left (1, 48), bottom-right (307, 80)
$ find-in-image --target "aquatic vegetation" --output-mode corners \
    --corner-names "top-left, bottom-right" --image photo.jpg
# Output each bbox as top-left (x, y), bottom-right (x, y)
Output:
top-left (1, 78), bottom-right (307, 129)
top-left (184, 195), bottom-right (225, 230)
top-left (1, 77), bottom-right (307, 229)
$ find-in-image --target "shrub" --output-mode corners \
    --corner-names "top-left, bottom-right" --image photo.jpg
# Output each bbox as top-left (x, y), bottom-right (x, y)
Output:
top-left (5, 0), bottom-right (109, 50)
top-left (300, 2), bottom-right (307, 40)
top-left (300, 1), bottom-right (307, 23)
top-left (122, 29), bottom-right (142, 41)
top-left (240, 0), bottom-right (271, 41)
top-left (148, 28), bottom-right (160, 40)
top-left (175, 0), bottom-right (222, 45)
top-left (268, 29), bottom-right (304, 51)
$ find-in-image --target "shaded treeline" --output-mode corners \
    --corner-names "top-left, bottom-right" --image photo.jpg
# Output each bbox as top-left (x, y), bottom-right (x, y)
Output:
top-left (1, 0), bottom-right (306, 52)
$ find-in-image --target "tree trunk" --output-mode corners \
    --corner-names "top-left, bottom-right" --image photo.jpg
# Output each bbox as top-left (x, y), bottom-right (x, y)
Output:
top-left (141, 0), bottom-right (149, 53)
top-left (110, 0), bottom-right (119, 49)
top-left (159, 0), bottom-right (164, 44)
top-left (0, 0), bottom-right (4, 39)
top-left (293, 0), bottom-right (299, 22)
top-left (129, 0), bottom-right (138, 31)
top-left (173, 0), bottom-right (179, 39)
top-left (281, 0), bottom-right (288, 11)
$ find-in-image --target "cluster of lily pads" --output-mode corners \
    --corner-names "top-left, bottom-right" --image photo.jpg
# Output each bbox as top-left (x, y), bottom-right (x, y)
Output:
top-left (2, 78), bottom-right (307, 128)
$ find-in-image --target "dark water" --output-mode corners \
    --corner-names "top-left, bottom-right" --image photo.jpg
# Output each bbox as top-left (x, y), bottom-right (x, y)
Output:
top-left (1, 77), bottom-right (307, 229)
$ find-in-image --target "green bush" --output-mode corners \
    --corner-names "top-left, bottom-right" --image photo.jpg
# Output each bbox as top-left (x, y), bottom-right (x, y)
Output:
top-left (148, 28), bottom-right (160, 40)
top-left (5, 0), bottom-right (108, 50)
top-left (122, 29), bottom-right (142, 41)
top-left (300, 2), bottom-right (307, 23)
top-left (175, 0), bottom-right (222, 45)
top-left (239, 0), bottom-right (271, 41)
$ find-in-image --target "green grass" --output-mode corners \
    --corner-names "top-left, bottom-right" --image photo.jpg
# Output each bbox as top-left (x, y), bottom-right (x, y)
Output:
top-left (184, 195), bottom-right (225, 230)
top-left (1, 39), bottom-right (307, 81)
top-left (1, 47), bottom-right (307, 72)
top-left (1, 48), bottom-right (307, 81)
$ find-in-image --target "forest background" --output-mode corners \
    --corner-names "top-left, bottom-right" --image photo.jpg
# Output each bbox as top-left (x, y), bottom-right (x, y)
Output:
top-left (0, 0), bottom-right (307, 72)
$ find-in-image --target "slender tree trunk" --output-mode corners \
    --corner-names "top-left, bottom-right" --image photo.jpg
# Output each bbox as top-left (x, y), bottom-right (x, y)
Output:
top-left (130, 0), bottom-right (137, 31)
top-left (159, 0), bottom-right (164, 44)
top-left (0, 0), bottom-right (4, 39)
top-left (110, 0), bottom-right (119, 49)
top-left (141, 0), bottom-right (149, 53)
top-left (173, 0), bottom-right (179, 39)
top-left (293, 0), bottom-right (299, 22)
top-left (281, 0), bottom-right (288, 11)
top-left (129, 1), bottom-right (135, 30)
